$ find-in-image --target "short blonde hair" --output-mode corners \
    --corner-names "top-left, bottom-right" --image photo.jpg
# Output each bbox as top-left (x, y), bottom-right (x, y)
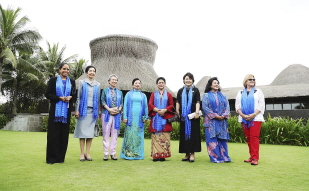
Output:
top-left (243, 74), bottom-right (255, 88)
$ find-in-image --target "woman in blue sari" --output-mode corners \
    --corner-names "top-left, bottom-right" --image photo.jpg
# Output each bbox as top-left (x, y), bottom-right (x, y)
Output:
top-left (120, 78), bottom-right (148, 160)
top-left (202, 77), bottom-right (231, 163)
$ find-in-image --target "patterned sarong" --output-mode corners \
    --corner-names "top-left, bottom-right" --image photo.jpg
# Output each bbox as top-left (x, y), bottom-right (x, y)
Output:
top-left (151, 132), bottom-right (171, 159)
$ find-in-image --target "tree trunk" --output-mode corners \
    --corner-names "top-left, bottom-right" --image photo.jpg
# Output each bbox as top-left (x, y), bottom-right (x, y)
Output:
top-left (0, 58), bottom-right (3, 95)
top-left (12, 78), bottom-right (17, 115)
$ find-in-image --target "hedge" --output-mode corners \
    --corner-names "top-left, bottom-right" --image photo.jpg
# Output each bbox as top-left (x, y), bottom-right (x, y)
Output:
top-left (40, 115), bottom-right (309, 146)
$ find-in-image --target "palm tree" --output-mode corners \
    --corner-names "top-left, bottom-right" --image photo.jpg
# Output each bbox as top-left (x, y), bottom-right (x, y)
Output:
top-left (1, 53), bottom-right (46, 114)
top-left (0, 5), bottom-right (41, 92)
top-left (69, 58), bottom-right (88, 80)
top-left (39, 41), bottom-right (77, 79)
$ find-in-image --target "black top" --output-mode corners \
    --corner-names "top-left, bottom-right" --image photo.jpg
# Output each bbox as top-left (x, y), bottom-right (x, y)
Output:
top-left (176, 86), bottom-right (200, 115)
top-left (45, 77), bottom-right (77, 114)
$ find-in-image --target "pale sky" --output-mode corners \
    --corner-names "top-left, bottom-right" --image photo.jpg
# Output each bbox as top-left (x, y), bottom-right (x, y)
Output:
top-left (2, 0), bottom-right (309, 92)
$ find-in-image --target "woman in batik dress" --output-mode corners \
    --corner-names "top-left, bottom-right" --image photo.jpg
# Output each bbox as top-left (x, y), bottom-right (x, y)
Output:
top-left (148, 77), bottom-right (174, 162)
top-left (202, 77), bottom-right (231, 163)
top-left (120, 78), bottom-right (148, 160)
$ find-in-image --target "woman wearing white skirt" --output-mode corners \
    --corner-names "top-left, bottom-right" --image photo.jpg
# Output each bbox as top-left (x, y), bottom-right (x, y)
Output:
top-left (74, 66), bottom-right (100, 161)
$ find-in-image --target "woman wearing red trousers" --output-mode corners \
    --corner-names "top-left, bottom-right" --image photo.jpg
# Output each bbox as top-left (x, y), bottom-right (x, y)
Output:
top-left (235, 74), bottom-right (265, 165)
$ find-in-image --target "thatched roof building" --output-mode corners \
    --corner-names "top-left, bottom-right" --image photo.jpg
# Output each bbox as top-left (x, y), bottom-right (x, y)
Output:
top-left (219, 64), bottom-right (309, 118)
top-left (76, 34), bottom-right (173, 94)
top-left (271, 64), bottom-right (309, 86)
top-left (195, 76), bottom-right (211, 93)
top-left (222, 64), bottom-right (309, 100)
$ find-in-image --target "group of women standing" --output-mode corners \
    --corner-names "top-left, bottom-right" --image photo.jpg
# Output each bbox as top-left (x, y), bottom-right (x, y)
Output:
top-left (45, 64), bottom-right (265, 166)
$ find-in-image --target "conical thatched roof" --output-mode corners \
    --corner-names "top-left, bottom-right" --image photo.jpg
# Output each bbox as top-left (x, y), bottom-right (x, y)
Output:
top-left (221, 64), bottom-right (309, 99)
top-left (76, 34), bottom-right (173, 94)
top-left (271, 64), bottom-right (309, 85)
top-left (222, 84), bottom-right (309, 100)
top-left (195, 76), bottom-right (211, 93)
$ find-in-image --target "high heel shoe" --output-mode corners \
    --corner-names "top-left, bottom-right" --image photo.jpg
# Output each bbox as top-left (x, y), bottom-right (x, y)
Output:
top-left (189, 154), bottom-right (195, 163)
top-left (189, 159), bottom-right (194, 163)
top-left (182, 154), bottom-right (190, 161)
top-left (103, 155), bottom-right (109, 161)
top-left (110, 155), bottom-right (118, 160)
top-left (244, 158), bottom-right (253, 163)
top-left (84, 155), bottom-right (92, 161)
top-left (80, 154), bottom-right (85, 162)
top-left (251, 159), bottom-right (258, 165)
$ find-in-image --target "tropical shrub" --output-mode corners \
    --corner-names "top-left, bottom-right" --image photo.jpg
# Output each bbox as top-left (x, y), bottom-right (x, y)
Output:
top-left (260, 116), bottom-right (309, 146)
top-left (41, 115), bottom-right (48, 131)
top-left (40, 115), bottom-right (309, 146)
top-left (0, 114), bottom-right (8, 128)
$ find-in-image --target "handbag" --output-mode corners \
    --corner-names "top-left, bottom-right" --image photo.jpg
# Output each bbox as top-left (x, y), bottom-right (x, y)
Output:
top-left (188, 110), bottom-right (203, 119)
top-left (167, 112), bottom-right (179, 123)
top-left (167, 107), bottom-right (180, 123)
top-left (94, 121), bottom-right (100, 137)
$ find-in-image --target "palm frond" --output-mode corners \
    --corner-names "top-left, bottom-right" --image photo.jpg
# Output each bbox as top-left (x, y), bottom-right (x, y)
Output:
top-left (0, 47), bottom-right (17, 68)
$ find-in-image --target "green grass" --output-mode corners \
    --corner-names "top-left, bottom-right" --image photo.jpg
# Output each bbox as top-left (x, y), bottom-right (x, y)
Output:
top-left (0, 130), bottom-right (308, 191)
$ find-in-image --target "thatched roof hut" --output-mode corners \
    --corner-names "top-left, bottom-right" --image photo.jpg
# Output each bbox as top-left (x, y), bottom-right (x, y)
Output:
top-left (195, 76), bottom-right (211, 93)
top-left (271, 64), bottom-right (309, 86)
top-left (221, 64), bottom-right (309, 100)
top-left (76, 34), bottom-right (173, 94)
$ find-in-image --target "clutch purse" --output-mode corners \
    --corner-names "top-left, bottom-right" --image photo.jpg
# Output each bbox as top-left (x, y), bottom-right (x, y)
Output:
top-left (188, 110), bottom-right (203, 119)
top-left (167, 112), bottom-right (180, 123)
top-left (94, 122), bottom-right (100, 137)
top-left (167, 106), bottom-right (180, 123)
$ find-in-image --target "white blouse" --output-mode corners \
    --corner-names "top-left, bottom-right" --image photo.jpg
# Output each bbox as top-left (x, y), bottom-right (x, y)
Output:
top-left (235, 88), bottom-right (265, 122)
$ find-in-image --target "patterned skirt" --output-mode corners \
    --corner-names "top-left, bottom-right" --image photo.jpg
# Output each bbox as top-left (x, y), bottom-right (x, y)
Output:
top-left (151, 132), bottom-right (171, 159)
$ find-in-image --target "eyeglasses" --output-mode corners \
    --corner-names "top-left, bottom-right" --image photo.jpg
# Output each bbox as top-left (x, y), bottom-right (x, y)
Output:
top-left (248, 79), bottom-right (255, 81)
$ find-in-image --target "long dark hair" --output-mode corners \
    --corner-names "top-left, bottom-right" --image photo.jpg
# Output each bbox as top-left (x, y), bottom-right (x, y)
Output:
top-left (204, 77), bottom-right (221, 93)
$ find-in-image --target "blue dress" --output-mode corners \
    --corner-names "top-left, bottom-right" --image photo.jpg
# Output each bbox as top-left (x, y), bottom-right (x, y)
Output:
top-left (120, 90), bottom-right (148, 160)
top-left (202, 92), bottom-right (231, 163)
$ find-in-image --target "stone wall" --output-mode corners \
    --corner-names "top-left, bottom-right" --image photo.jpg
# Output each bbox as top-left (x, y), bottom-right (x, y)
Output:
top-left (3, 113), bottom-right (48, 132)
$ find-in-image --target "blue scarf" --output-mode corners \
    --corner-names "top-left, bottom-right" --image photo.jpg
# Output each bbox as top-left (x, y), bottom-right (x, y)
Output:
top-left (126, 89), bottom-right (147, 129)
top-left (241, 87), bottom-right (255, 128)
top-left (79, 81), bottom-right (99, 120)
top-left (181, 86), bottom-right (193, 140)
top-left (152, 90), bottom-right (168, 132)
top-left (55, 76), bottom-right (71, 123)
top-left (208, 91), bottom-right (227, 135)
top-left (104, 87), bottom-right (122, 129)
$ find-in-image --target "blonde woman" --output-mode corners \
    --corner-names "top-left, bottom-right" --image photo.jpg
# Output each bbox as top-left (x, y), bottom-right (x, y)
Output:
top-left (235, 74), bottom-right (265, 165)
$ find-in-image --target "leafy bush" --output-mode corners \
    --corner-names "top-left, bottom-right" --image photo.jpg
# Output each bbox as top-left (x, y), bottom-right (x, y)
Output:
top-left (41, 115), bottom-right (49, 131)
top-left (260, 115), bottom-right (309, 146)
top-left (227, 116), bottom-right (246, 143)
top-left (0, 114), bottom-right (8, 129)
top-left (227, 115), bottom-right (309, 146)
top-left (40, 115), bottom-right (309, 146)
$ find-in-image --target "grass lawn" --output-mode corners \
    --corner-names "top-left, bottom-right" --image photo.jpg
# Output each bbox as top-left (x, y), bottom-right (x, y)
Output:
top-left (0, 130), bottom-right (308, 191)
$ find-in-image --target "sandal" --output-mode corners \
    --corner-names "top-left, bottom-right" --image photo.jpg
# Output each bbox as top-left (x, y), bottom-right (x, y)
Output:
top-left (110, 155), bottom-right (118, 160)
top-left (103, 155), bottom-right (109, 161)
